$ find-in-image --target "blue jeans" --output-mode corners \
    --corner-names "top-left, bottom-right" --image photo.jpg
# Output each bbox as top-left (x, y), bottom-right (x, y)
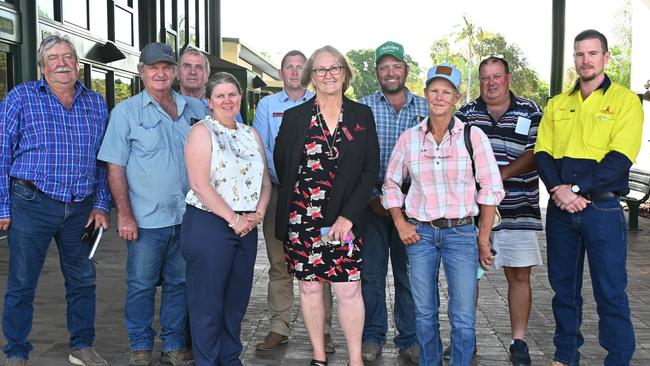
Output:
top-left (124, 225), bottom-right (187, 352)
top-left (406, 222), bottom-right (477, 366)
top-left (3, 181), bottom-right (96, 360)
top-left (181, 205), bottom-right (257, 366)
top-left (546, 197), bottom-right (635, 366)
top-left (361, 209), bottom-right (417, 349)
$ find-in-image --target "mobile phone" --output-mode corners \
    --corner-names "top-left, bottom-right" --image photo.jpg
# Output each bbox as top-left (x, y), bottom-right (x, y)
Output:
top-left (477, 247), bottom-right (498, 280)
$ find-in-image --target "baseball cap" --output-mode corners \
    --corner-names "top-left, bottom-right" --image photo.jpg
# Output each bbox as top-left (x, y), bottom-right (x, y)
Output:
top-left (425, 63), bottom-right (461, 91)
top-left (375, 41), bottom-right (405, 65)
top-left (139, 42), bottom-right (176, 65)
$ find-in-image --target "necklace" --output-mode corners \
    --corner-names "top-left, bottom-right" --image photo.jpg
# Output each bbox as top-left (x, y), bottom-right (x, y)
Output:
top-left (315, 102), bottom-right (343, 160)
top-left (209, 116), bottom-right (237, 130)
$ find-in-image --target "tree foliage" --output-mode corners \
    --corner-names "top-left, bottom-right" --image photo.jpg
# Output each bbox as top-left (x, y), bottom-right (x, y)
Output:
top-left (431, 17), bottom-right (550, 108)
top-left (563, 0), bottom-right (631, 91)
top-left (345, 49), bottom-right (426, 100)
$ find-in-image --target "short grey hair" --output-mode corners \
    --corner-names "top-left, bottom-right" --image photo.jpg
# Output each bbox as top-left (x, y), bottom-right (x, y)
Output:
top-left (137, 62), bottom-right (178, 78)
top-left (37, 35), bottom-right (78, 68)
top-left (206, 72), bottom-right (242, 98)
top-left (180, 45), bottom-right (210, 76)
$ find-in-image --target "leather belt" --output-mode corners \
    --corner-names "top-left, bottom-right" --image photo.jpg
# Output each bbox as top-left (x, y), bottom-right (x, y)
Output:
top-left (13, 179), bottom-right (45, 195)
top-left (581, 192), bottom-right (618, 201)
top-left (413, 216), bottom-right (473, 229)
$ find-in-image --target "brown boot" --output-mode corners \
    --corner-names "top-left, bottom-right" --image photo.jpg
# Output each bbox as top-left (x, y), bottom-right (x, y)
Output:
top-left (256, 331), bottom-right (289, 351)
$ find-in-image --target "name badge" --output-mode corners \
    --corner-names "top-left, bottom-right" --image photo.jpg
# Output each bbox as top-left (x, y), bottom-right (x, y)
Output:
top-left (272, 112), bottom-right (284, 118)
top-left (515, 116), bottom-right (531, 135)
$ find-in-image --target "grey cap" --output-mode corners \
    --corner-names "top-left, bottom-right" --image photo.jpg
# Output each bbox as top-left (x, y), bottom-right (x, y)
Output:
top-left (139, 42), bottom-right (176, 65)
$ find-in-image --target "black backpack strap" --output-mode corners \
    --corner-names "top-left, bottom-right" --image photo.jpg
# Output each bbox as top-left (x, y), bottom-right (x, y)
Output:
top-left (464, 123), bottom-right (476, 178)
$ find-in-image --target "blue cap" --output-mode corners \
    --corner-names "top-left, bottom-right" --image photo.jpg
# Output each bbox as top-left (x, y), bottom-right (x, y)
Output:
top-left (139, 42), bottom-right (176, 65)
top-left (425, 63), bottom-right (461, 91)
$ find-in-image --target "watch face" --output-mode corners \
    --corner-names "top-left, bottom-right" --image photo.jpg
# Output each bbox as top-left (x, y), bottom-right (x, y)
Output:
top-left (571, 185), bottom-right (580, 193)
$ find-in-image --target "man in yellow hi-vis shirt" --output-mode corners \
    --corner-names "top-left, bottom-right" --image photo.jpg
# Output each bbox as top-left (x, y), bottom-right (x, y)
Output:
top-left (534, 29), bottom-right (643, 366)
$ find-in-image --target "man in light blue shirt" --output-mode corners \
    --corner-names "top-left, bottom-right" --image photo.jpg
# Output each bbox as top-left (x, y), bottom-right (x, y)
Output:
top-left (98, 42), bottom-right (204, 366)
top-left (253, 50), bottom-right (339, 352)
top-left (357, 41), bottom-right (428, 364)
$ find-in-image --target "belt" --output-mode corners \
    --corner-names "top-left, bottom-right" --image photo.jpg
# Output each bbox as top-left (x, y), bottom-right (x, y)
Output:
top-left (413, 216), bottom-right (473, 229)
top-left (581, 192), bottom-right (618, 201)
top-left (13, 179), bottom-right (45, 195)
top-left (13, 179), bottom-right (89, 203)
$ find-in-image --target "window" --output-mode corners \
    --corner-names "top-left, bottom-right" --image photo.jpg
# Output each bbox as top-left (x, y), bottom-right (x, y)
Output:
top-left (78, 63), bottom-right (86, 85)
top-left (177, 0), bottom-right (185, 48)
top-left (91, 68), bottom-right (107, 100)
top-left (188, 0), bottom-right (196, 46)
top-left (37, 0), bottom-right (54, 19)
top-left (114, 75), bottom-right (133, 105)
top-left (0, 51), bottom-right (11, 100)
top-left (62, 0), bottom-right (88, 29)
top-left (114, 6), bottom-right (133, 46)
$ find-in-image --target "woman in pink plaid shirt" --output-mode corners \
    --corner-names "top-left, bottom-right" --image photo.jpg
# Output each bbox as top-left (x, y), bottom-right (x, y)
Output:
top-left (382, 63), bottom-right (504, 366)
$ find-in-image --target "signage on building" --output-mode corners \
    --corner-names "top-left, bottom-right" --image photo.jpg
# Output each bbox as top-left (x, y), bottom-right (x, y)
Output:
top-left (0, 6), bottom-right (21, 44)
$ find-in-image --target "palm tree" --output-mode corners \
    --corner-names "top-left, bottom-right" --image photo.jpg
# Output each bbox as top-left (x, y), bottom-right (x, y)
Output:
top-left (455, 16), bottom-right (479, 103)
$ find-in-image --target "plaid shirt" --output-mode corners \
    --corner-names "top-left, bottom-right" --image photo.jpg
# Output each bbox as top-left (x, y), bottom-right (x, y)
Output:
top-left (0, 79), bottom-right (111, 218)
top-left (383, 117), bottom-right (504, 221)
top-left (358, 89), bottom-right (428, 197)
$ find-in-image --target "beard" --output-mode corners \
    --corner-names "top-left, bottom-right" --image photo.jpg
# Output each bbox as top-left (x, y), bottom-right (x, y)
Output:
top-left (578, 66), bottom-right (602, 82)
top-left (380, 81), bottom-right (406, 94)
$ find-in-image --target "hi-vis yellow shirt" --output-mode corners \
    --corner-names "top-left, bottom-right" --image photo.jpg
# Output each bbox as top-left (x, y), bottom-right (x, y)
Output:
top-left (535, 79), bottom-right (643, 163)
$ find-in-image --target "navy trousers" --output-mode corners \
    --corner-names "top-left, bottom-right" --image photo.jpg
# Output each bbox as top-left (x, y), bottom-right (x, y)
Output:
top-left (181, 205), bottom-right (257, 366)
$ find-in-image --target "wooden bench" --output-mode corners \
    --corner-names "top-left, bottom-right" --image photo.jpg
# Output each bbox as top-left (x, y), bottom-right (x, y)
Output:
top-left (622, 168), bottom-right (650, 230)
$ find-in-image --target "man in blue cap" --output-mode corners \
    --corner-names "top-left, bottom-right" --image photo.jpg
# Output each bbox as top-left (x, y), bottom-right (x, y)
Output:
top-left (357, 41), bottom-right (426, 364)
top-left (98, 42), bottom-right (204, 366)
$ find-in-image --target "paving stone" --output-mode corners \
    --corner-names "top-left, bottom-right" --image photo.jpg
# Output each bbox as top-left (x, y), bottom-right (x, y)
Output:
top-left (1, 209), bottom-right (649, 365)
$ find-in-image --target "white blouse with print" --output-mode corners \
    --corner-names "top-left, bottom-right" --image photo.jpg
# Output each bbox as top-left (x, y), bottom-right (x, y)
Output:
top-left (185, 117), bottom-right (264, 212)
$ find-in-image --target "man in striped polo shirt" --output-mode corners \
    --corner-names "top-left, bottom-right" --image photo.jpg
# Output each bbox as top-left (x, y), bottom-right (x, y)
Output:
top-left (456, 56), bottom-right (542, 366)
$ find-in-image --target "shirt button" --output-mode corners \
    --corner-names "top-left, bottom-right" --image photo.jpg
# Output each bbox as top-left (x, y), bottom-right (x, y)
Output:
top-left (436, 162), bottom-right (440, 165)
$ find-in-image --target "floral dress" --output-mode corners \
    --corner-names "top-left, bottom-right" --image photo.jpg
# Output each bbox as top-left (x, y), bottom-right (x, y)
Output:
top-left (283, 104), bottom-right (363, 282)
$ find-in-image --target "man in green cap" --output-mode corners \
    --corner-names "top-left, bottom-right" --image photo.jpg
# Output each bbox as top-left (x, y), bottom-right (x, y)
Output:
top-left (357, 41), bottom-right (427, 364)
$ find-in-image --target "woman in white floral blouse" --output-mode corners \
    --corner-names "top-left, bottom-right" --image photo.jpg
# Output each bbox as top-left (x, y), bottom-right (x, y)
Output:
top-left (181, 72), bottom-right (271, 366)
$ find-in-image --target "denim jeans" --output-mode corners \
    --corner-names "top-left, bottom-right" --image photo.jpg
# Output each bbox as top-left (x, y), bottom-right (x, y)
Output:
top-left (361, 209), bottom-right (417, 349)
top-left (546, 197), bottom-right (635, 366)
top-left (124, 225), bottom-right (187, 352)
top-left (3, 181), bottom-right (96, 360)
top-left (406, 221), bottom-right (477, 366)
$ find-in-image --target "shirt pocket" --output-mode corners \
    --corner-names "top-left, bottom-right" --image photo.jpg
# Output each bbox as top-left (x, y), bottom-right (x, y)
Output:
top-left (551, 110), bottom-right (574, 144)
top-left (586, 112), bottom-right (616, 151)
top-left (131, 119), bottom-right (164, 154)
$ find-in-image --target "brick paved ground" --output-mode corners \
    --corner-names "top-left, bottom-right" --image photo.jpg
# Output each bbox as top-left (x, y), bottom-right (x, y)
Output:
top-left (1, 209), bottom-right (648, 365)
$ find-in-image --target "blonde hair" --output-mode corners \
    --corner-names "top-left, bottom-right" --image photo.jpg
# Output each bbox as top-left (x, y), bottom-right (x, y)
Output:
top-left (300, 45), bottom-right (354, 92)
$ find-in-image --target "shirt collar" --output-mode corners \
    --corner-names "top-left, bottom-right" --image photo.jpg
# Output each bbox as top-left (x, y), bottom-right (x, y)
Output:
top-left (571, 74), bottom-right (612, 94)
top-left (376, 87), bottom-right (416, 106)
top-left (475, 90), bottom-right (517, 113)
top-left (38, 77), bottom-right (86, 99)
top-left (418, 115), bottom-right (463, 135)
top-left (279, 88), bottom-right (313, 102)
top-left (141, 89), bottom-right (188, 115)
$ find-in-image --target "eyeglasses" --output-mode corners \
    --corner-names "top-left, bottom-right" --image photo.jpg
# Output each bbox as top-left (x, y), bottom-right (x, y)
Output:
top-left (312, 65), bottom-right (344, 77)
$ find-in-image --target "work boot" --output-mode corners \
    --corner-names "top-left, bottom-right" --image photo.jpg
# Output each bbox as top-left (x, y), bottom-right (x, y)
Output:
top-left (68, 348), bottom-right (108, 366)
top-left (256, 331), bottom-right (289, 351)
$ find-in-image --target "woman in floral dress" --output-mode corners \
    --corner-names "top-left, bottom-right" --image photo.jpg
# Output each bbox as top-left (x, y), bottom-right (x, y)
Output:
top-left (274, 45), bottom-right (379, 366)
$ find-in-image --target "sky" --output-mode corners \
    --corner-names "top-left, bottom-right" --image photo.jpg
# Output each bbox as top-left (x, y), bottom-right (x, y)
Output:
top-left (221, 0), bottom-right (626, 82)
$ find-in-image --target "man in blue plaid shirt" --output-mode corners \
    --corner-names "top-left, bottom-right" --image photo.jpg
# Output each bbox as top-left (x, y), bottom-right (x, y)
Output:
top-left (0, 35), bottom-right (111, 366)
top-left (357, 41), bottom-right (428, 364)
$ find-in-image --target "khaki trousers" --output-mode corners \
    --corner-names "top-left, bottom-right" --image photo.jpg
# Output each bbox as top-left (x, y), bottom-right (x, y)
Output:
top-left (263, 187), bottom-right (333, 336)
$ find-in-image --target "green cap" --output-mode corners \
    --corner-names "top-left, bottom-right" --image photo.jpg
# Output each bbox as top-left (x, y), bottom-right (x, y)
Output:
top-left (375, 41), bottom-right (405, 65)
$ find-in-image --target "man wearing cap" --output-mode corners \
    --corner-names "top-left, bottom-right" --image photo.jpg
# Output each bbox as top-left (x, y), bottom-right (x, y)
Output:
top-left (357, 41), bottom-right (426, 364)
top-left (456, 56), bottom-right (543, 366)
top-left (98, 42), bottom-right (204, 366)
top-left (0, 34), bottom-right (111, 366)
top-left (535, 29), bottom-right (641, 366)
top-left (383, 63), bottom-right (503, 365)
top-left (253, 50), bottom-right (339, 353)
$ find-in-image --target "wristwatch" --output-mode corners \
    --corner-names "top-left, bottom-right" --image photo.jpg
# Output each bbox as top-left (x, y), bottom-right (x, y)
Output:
top-left (571, 184), bottom-right (580, 194)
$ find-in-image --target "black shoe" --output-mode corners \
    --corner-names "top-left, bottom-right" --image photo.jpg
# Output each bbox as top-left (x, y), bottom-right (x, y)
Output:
top-left (509, 339), bottom-right (531, 366)
top-left (309, 359), bottom-right (328, 366)
top-left (443, 344), bottom-right (477, 361)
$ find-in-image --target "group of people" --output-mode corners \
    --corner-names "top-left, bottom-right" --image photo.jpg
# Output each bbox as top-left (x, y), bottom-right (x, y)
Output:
top-left (0, 28), bottom-right (642, 366)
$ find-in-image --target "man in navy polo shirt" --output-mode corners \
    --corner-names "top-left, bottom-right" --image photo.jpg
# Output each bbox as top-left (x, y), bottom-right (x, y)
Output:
top-left (457, 56), bottom-right (543, 366)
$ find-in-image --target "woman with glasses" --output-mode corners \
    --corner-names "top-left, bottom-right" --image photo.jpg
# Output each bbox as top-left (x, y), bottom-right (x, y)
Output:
top-left (273, 45), bottom-right (379, 366)
top-left (382, 63), bottom-right (504, 365)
